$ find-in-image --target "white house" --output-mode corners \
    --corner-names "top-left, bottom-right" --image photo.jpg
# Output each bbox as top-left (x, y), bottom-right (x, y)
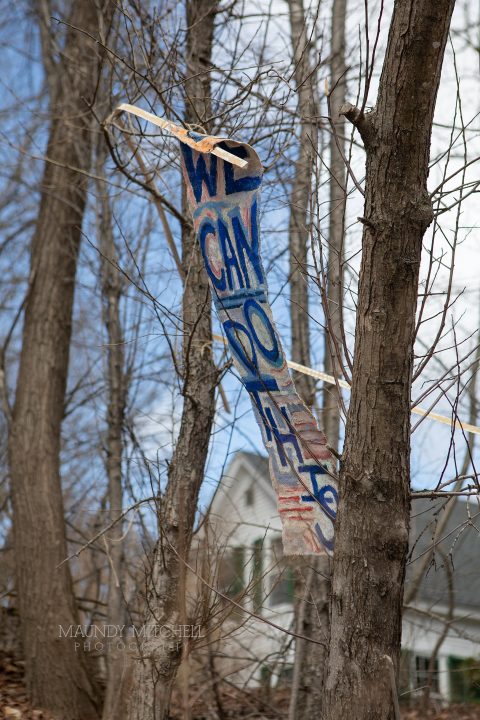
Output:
top-left (203, 451), bottom-right (480, 704)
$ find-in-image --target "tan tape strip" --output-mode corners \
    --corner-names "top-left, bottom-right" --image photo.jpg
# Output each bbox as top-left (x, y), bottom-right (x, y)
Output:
top-left (108, 103), bottom-right (478, 439)
top-left (212, 334), bottom-right (480, 437)
top-left (113, 104), bottom-right (248, 168)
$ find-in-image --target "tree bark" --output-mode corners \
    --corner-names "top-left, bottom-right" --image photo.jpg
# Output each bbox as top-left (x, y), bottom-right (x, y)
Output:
top-left (127, 2), bottom-right (219, 719)
top-left (288, 555), bottom-right (329, 720)
top-left (323, 0), bottom-right (347, 454)
top-left (97, 146), bottom-right (128, 720)
top-left (286, 4), bottom-right (331, 718)
top-left (288, 0), bottom-right (318, 409)
top-left (324, 2), bottom-right (456, 719)
top-left (8, 2), bottom-right (114, 718)
top-left (291, 3), bottom-right (349, 713)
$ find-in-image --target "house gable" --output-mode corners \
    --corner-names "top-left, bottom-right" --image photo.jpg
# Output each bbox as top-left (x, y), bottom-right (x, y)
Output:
top-left (208, 452), bottom-right (280, 549)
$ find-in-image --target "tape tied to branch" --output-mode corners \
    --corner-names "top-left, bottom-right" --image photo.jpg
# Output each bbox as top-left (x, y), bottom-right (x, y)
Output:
top-left (105, 103), bottom-right (480, 441)
top-left (102, 101), bottom-right (480, 564)
top-left (212, 335), bottom-right (480, 437)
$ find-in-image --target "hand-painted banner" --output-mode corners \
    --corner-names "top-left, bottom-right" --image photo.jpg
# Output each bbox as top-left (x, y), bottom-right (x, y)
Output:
top-left (179, 133), bottom-right (337, 555)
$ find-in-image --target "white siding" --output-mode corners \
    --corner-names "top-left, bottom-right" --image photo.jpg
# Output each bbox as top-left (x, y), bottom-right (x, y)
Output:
top-left (200, 454), bottom-right (480, 698)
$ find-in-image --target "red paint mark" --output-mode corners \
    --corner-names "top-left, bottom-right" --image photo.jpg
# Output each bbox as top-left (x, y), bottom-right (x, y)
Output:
top-left (279, 507), bottom-right (313, 513)
top-left (304, 447), bottom-right (333, 461)
top-left (307, 531), bottom-right (322, 552)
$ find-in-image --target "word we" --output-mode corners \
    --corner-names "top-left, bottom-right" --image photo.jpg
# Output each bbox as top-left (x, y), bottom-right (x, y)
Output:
top-left (181, 139), bottom-right (337, 555)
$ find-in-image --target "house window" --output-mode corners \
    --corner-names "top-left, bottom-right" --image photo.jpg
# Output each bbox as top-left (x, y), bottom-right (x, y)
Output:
top-left (398, 649), bottom-right (413, 698)
top-left (414, 655), bottom-right (439, 694)
top-left (252, 538), bottom-right (263, 613)
top-left (277, 665), bottom-right (294, 687)
top-left (218, 546), bottom-right (245, 616)
top-left (269, 537), bottom-right (295, 606)
top-left (448, 656), bottom-right (480, 703)
top-left (260, 662), bottom-right (293, 688)
top-left (245, 486), bottom-right (254, 506)
top-left (260, 664), bottom-right (272, 687)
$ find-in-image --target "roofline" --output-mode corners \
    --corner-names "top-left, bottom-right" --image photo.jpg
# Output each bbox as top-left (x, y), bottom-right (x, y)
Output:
top-left (207, 451), bottom-right (275, 517)
top-left (406, 598), bottom-right (480, 625)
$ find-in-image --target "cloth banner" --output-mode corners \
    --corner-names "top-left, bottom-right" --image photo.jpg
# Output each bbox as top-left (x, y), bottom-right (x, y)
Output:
top-left (179, 133), bottom-right (337, 555)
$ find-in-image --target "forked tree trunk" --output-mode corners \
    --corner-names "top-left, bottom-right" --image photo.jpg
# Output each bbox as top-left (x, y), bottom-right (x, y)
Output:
top-left (324, 2), bottom-right (456, 719)
top-left (127, 2), bottom-right (218, 719)
top-left (8, 3), bottom-right (114, 718)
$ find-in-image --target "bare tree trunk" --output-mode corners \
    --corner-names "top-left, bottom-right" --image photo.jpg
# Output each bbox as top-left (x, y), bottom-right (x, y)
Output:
top-left (288, 0), bottom-right (318, 409)
top-left (323, 2), bottom-right (456, 719)
top-left (97, 147), bottom-right (128, 720)
top-left (288, 555), bottom-right (330, 720)
top-left (127, 2), bottom-right (219, 719)
top-left (323, 0), bottom-right (347, 453)
top-left (290, 0), bottom-right (348, 706)
top-left (8, 3), bottom-right (114, 718)
top-left (286, 4), bottom-right (330, 718)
